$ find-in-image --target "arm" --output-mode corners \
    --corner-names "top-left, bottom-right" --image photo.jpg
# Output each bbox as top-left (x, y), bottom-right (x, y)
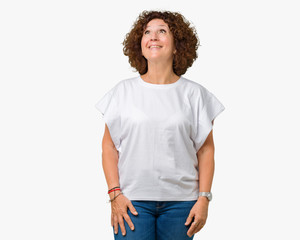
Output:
top-left (196, 123), bottom-right (215, 204)
top-left (102, 123), bottom-right (120, 198)
top-left (197, 128), bottom-right (215, 203)
top-left (186, 120), bottom-right (215, 237)
top-left (102, 123), bottom-right (138, 236)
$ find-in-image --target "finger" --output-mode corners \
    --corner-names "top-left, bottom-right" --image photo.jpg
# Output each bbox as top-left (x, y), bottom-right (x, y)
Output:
top-left (187, 221), bottom-right (205, 237)
top-left (128, 201), bottom-right (138, 215)
top-left (192, 224), bottom-right (204, 236)
top-left (113, 215), bottom-right (118, 234)
top-left (118, 215), bottom-right (126, 236)
top-left (123, 213), bottom-right (135, 231)
top-left (187, 221), bottom-right (200, 237)
top-left (187, 222), bottom-right (196, 236)
top-left (185, 212), bottom-right (194, 226)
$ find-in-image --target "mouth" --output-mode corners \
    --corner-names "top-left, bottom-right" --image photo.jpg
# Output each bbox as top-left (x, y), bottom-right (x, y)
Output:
top-left (148, 45), bottom-right (162, 49)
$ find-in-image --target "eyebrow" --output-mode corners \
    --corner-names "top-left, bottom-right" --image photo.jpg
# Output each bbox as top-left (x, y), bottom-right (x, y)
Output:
top-left (145, 25), bottom-right (168, 29)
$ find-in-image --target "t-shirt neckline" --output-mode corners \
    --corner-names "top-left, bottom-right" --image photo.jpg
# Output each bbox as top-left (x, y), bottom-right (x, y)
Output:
top-left (137, 75), bottom-right (183, 89)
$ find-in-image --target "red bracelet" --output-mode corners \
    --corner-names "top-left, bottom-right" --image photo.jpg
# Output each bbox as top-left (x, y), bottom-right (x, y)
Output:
top-left (108, 186), bottom-right (120, 193)
top-left (108, 188), bottom-right (121, 194)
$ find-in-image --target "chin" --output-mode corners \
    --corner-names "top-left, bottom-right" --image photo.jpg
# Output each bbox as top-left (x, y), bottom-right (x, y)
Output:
top-left (145, 55), bottom-right (170, 62)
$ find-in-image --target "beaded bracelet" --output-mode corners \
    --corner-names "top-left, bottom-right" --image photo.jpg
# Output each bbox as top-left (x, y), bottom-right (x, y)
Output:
top-left (107, 186), bottom-right (120, 193)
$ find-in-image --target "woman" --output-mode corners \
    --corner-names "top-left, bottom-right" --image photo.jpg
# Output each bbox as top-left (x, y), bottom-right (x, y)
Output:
top-left (95, 10), bottom-right (225, 240)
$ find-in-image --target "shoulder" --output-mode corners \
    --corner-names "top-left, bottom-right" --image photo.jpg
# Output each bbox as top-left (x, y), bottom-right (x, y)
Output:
top-left (181, 77), bottom-right (214, 101)
top-left (105, 76), bottom-right (137, 97)
top-left (115, 76), bottom-right (137, 87)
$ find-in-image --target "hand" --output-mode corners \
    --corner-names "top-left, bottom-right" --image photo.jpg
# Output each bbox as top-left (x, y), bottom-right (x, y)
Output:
top-left (110, 192), bottom-right (138, 236)
top-left (185, 197), bottom-right (209, 237)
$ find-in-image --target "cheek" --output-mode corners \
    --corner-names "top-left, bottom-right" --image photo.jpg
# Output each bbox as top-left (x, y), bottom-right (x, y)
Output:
top-left (162, 36), bottom-right (172, 46)
top-left (141, 38), bottom-right (147, 49)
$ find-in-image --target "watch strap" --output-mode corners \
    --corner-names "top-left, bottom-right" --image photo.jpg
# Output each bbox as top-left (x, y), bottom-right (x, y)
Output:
top-left (198, 192), bottom-right (212, 201)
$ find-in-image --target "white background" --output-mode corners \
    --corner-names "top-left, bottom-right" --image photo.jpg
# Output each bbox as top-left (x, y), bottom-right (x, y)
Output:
top-left (1, 0), bottom-right (299, 239)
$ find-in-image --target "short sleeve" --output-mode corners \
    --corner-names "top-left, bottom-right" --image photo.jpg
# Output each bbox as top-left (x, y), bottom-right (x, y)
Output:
top-left (95, 89), bottom-right (121, 151)
top-left (193, 91), bottom-right (225, 152)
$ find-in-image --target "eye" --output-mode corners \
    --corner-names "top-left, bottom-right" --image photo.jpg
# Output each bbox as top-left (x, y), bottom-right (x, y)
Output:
top-left (144, 29), bottom-right (166, 35)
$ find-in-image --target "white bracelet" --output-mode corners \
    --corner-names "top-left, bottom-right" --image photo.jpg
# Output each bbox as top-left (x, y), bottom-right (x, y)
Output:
top-left (107, 191), bottom-right (123, 203)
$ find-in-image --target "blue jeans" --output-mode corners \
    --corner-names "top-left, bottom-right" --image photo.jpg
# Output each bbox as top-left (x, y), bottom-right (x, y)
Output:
top-left (113, 200), bottom-right (197, 240)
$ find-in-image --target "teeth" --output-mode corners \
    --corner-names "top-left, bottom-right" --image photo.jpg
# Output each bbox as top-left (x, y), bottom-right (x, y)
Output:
top-left (149, 46), bottom-right (161, 48)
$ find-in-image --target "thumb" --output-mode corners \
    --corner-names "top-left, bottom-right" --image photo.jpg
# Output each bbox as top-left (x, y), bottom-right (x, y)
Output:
top-left (128, 202), bottom-right (138, 215)
top-left (185, 212), bottom-right (194, 225)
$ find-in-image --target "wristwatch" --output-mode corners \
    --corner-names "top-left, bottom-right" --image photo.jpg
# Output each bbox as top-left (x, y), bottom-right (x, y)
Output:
top-left (198, 192), bottom-right (213, 201)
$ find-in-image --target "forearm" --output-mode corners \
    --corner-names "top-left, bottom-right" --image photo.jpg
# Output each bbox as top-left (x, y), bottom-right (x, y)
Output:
top-left (102, 145), bottom-right (120, 192)
top-left (197, 148), bottom-right (215, 193)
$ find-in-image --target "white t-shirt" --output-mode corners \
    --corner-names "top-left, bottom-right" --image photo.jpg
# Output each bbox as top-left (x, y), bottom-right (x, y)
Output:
top-left (95, 75), bottom-right (225, 201)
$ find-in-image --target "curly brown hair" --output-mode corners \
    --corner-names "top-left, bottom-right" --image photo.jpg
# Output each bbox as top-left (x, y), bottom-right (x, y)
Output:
top-left (122, 10), bottom-right (200, 76)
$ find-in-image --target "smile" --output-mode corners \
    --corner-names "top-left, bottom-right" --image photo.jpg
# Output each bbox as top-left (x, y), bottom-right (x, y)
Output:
top-left (149, 46), bottom-right (162, 49)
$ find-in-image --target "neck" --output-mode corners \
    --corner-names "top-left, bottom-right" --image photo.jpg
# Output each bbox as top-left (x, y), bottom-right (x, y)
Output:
top-left (142, 61), bottom-right (179, 84)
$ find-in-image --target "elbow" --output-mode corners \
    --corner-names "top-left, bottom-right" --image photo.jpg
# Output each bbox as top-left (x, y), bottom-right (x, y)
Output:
top-left (197, 144), bottom-right (214, 158)
top-left (197, 130), bottom-right (215, 156)
top-left (102, 137), bottom-right (119, 163)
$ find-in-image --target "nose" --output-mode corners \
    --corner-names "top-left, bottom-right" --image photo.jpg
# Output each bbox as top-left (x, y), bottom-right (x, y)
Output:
top-left (150, 32), bottom-right (158, 41)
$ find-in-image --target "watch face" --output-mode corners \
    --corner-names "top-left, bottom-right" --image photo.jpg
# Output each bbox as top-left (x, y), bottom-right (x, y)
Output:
top-left (199, 192), bottom-right (212, 201)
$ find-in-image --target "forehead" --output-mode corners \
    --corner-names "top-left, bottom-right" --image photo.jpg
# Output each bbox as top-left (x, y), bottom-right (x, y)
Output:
top-left (145, 19), bottom-right (169, 29)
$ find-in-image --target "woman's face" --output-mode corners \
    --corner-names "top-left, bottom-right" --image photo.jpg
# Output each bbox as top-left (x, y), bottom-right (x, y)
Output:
top-left (141, 18), bottom-right (176, 63)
